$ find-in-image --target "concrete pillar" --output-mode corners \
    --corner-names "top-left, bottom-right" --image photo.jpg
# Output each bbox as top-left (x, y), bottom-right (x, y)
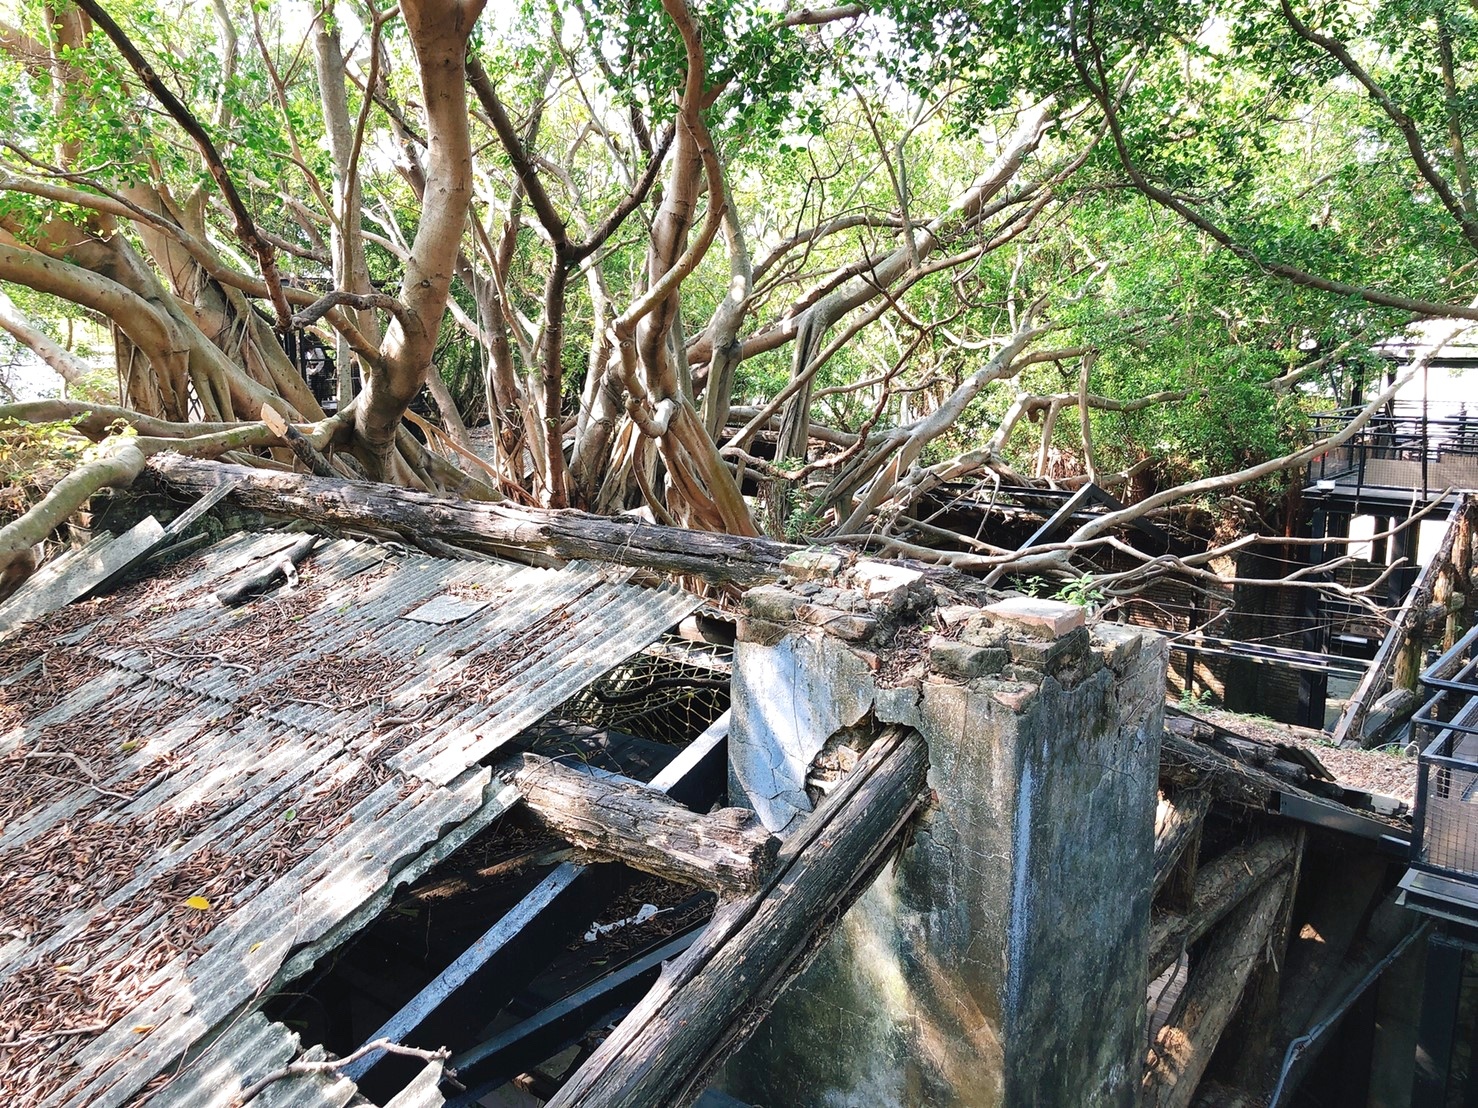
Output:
top-left (722, 562), bottom-right (1167, 1107)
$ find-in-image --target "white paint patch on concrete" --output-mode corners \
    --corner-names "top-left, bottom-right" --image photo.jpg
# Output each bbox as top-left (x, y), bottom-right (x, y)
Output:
top-left (729, 632), bottom-right (875, 833)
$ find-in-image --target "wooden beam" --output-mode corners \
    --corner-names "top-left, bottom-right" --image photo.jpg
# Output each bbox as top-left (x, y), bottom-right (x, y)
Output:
top-left (149, 454), bottom-right (804, 585)
top-left (1159, 729), bottom-right (1339, 814)
top-left (1202, 829), bottom-right (1305, 1090)
top-left (547, 727), bottom-right (930, 1108)
top-left (1155, 788), bottom-right (1212, 903)
top-left (214, 532), bottom-right (320, 606)
top-left (509, 755), bottom-right (780, 897)
top-left (1143, 869), bottom-right (1294, 1108)
top-left (1150, 833), bottom-right (1300, 981)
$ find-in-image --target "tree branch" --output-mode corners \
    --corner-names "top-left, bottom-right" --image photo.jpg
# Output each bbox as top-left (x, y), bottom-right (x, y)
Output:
top-left (1278, 0), bottom-right (1478, 254)
top-left (1068, 16), bottom-right (1478, 322)
top-left (236, 1039), bottom-right (449, 1105)
top-left (73, 0), bottom-right (295, 328)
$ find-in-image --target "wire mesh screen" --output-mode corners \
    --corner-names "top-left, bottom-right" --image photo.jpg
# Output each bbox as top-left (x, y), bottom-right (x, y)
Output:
top-left (1419, 756), bottom-right (1478, 878)
top-left (558, 633), bottom-right (732, 745)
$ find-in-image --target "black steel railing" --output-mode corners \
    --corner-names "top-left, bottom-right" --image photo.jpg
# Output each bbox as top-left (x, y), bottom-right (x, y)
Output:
top-left (1411, 625), bottom-right (1478, 883)
top-left (1309, 402), bottom-right (1478, 498)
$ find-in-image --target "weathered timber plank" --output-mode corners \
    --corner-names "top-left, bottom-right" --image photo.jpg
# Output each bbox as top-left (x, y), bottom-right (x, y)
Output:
top-left (151, 454), bottom-right (807, 585)
top-left (511, 754), bottom-right (778, 895)
top-left (1149, 833), bottom-right (1300, 981)
top-left (1207, 828), bottom-right (1305, 1089)
top-left (160, 477), bottom-right (243, 541)
top-left (87, 480), bottom-right (246, 597)
top-left (548, 727), bottom-right (930, 1108)
top-left (1154, 788), bottom-right (1211, 899)
top-left (1157, 732), bottom-right (1368, 819)
top-left (1143, 870), bottom-right (1293, 1108)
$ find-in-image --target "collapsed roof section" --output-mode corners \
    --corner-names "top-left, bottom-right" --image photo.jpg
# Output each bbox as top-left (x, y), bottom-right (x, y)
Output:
top-left (0, 530), bottom-right (698, 1106)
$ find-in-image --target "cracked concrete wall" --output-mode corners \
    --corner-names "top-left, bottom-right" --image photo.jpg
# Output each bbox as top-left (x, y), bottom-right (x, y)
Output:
top-left (721, 575), bottom-right (1166, 1107)
top-left (728, 627), bottom-right (877, 832)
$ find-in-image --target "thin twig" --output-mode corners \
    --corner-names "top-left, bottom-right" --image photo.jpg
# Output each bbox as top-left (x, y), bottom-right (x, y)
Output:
top-left (236, 1038), bottom-right (450, 1104)
top-left (21, 751), bottom-right (134, 800)
top-left (0, 1022), bottom-right (109, 1049)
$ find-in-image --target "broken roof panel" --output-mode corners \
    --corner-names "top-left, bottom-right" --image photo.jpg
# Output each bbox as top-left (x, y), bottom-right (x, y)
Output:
top-left (0, 531), bottom-right (699, 1106)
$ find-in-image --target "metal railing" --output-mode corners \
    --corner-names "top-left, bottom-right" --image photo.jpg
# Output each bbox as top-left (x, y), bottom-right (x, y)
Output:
top-left (1411, 625), bottom-right (1478, 882)
top-left (1309, 402), bottom-right (1478, 498)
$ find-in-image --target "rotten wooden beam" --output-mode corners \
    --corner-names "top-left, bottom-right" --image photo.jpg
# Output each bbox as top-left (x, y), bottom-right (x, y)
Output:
top-left (1144, 869), bottom-right (1294, 1108)
top-left (150, 454), bottom-right (804, 586)
top-left (1155, 788), bottom-right (1211, 902)
top-left (1204, 828), bottom-right (1305, 1091)
top-left (508, 755), bottom-right (780, 897)
top-left (546, 727), bottom-right (930, 1108)
top-left (1150, 832), bottom-right (1301, 981)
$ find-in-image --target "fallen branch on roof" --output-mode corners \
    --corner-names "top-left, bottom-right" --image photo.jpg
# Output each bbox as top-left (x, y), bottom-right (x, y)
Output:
top-left (150, 453), bottom-right (803, 585)
top-left (214, 533), bottom-right (320, 606)
top-left (235, 1038), bottom-right (450, 1105)
top-left (19, 750), bottom-right (134, 801)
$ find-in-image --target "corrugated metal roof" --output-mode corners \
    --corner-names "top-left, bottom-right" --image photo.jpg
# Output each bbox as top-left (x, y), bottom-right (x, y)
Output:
top-left (0, 531), bottom-right (698, 1107)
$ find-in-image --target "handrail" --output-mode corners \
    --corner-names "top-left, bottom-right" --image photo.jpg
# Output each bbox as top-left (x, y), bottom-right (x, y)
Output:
top-left (1410, 624), bottom-right (1478, 882)
top-left (1329, 501), bottom-right (1473, 747)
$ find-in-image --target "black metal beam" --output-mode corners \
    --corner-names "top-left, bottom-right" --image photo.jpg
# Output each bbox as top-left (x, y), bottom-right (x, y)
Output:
top-left (341, 713), bottom-right (732, 1096)
top-left (344, 862), bottom-right (611, 1099)
top-left (448, 930), bottom-right (701, 1094)
top-left (1018, 483), bottom-right (1096, 551)
top-left (1412, 931), bottom-right (1467, 1105)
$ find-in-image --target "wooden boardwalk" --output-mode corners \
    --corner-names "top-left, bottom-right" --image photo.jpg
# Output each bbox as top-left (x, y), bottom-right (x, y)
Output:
top-left (0, 531), bottom-right (697, 1106)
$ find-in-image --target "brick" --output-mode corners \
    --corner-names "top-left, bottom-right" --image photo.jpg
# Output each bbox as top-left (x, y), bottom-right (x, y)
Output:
top-left (989, 680), bottom-right (1039, 712)
top-left (980, 596), bottom-right (1086, 639)
top-left (746, 584), bottom-right (801, 622)
top-left (1007, 626), bottom-right (1090, 674)
top-left (797, 604), bottom-right (877, 641)
top-left (781, 549), bottom-right (846, 581)
top-left (935, 604), bottom-right (982, 630)
top-left (851, 560), bottom-right (925, 605)
top-left (959, 616), bottom-right (1008, 648)
top-left (1091, 623), bottom-right (1145, 673)
top-left (929, 636), bottom-right (1008, 680)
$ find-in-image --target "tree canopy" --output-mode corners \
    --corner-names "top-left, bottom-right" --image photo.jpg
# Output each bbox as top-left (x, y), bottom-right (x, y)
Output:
top-left (0, 0), bottom-right (1473, 584)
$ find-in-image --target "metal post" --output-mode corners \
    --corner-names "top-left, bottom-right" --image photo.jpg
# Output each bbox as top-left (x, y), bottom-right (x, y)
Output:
top-left (1412, 930), bottom-right (1466, 1105)
top-left (1299, 507), bottom-right (1331, 729)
